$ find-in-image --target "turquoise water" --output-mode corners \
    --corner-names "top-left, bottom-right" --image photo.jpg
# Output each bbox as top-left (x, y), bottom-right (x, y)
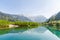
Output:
top-left (47, 26), bottom-right (60, 38)
top-left (0, 26), bottom-right (60, 40)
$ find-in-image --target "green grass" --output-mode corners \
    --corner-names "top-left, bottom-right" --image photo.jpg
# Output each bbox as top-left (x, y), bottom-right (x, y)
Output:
top-left (0, 20), bottom-right (40, 29)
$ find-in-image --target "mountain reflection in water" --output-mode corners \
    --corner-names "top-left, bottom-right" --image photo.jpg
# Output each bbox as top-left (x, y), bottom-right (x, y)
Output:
top-left (0, 26), bottom-right (59, 40)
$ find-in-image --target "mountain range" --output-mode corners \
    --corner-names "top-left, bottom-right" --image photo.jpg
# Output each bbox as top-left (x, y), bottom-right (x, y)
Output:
top-left (29, 16), bottom-right (47, 22)
top-left (0, 12), bottom-right (47, 22)
top-left (47, 12), bottom-right (60, 22)
top-left (0, 12), bottom-right (31, 22)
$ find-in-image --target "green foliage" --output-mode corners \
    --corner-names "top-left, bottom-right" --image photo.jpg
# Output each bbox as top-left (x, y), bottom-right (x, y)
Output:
top-left (45, 20), bottom-right (60, 30)
top-left (13, 21), bottom-right (39, 28)
top-left (0, 20), bottom-right (39, 29)
top-left (0, 20), bottom-right (10, 28)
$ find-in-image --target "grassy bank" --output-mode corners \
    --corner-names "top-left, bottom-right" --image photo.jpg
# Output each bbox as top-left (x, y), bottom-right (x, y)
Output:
top-left (0, 20), bottom-right (40, 29)
top-left (43, 21), bottom-right (60, 30)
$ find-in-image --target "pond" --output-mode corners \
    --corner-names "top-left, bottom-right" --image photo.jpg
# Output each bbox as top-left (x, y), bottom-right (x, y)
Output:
top-left (0, 26), bottom-right (60, 40)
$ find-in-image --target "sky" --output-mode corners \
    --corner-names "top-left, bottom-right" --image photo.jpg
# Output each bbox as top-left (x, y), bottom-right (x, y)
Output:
top-left (0, 0), bottom-right (60, 18)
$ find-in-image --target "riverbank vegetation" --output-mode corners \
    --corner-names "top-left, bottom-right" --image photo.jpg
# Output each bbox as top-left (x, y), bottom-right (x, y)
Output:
top-left (43, 20), bottom-right (60, 30)
top-left (0, 20), bottom-right (40, 29)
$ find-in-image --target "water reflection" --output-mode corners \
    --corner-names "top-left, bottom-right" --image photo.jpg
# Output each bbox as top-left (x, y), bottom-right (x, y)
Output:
top-left (46, 26), bottom-right (60, 37)
top-left (0, 27), bottom-right (28, 35)
top-left (0, 27), bottom-right (59, 40)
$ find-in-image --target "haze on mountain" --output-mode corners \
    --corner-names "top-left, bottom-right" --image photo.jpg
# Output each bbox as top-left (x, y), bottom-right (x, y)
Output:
top-left (0, 0), bottom-right (60, 23)
top-left (0, 11), bottom-right (48, 23)
top-left (0, 0), bottom-right (60, 19)
top-left (29, 15), bottom-right (47, 22)
top-left (47, 12), bottom-right (60, 22)
top-left (0, 12), bottom-right (31, 22)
